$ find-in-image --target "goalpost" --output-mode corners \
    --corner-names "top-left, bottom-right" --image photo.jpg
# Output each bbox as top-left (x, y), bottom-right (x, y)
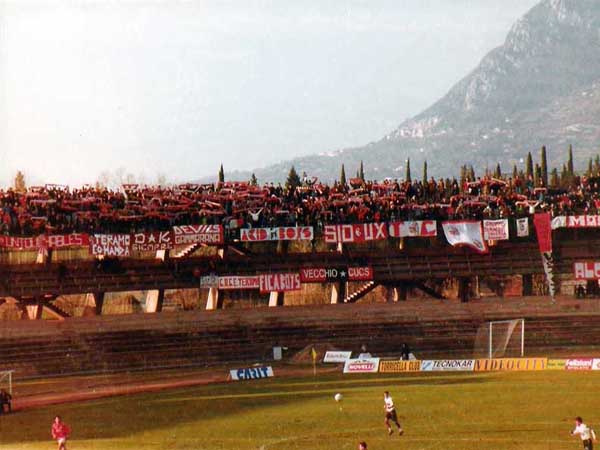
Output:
top-left (0, 371), bottom-right (14, 395)
top-left (473, 319), bottom-right (525, 359)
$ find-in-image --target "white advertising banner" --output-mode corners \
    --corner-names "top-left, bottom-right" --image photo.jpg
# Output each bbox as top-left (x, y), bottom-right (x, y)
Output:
top-left (421, 360), bottom-right (475, 372)
top-left (229, 366), bottom-right (274, 381)
top-left (343, 357), bottom-right (380, 374)
top-left (323, 351), bottom-right (352, 363)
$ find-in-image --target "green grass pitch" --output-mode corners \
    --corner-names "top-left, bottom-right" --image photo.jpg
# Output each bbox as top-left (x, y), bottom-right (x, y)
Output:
top-left (1, 371), bottom-right (599, 449)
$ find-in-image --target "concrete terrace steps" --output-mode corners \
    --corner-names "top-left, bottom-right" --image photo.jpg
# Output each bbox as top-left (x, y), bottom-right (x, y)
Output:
top-left (2, 298), bottom-right (600, 378)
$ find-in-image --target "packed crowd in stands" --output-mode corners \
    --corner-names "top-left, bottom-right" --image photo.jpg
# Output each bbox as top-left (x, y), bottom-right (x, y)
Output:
top-left (1, 173), bottom-right (600, 237)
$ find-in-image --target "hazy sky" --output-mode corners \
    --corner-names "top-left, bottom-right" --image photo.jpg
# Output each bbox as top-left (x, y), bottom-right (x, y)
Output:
top-left (0, 0), bottom-right (539, 187)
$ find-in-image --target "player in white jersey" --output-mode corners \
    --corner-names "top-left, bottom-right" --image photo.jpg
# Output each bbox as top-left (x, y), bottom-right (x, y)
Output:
top-left (571, 417), bottom-right (597, 450)
top-left (383, 391), bottom-right (403, 436)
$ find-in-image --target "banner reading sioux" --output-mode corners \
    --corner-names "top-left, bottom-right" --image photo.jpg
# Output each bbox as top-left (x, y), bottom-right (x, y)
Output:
top-left (0, 233), bottom-right (89, 250)
top-left (441, 221), bottom-right (487, 253)
top-left (300, 266), bottom-right (374, 283)
top-left (388, 221), bottom-right (437, 238)
top-left (240, 226), bottom-right (314, 242)
top-left (89, 234), bottom-right (131, 257)
top-left (483, 219), bottom-right (509, 241)
top-left (323, 223), bottom-right (388, 243)
top-left (172, 225), bottom-right (224, 245)
top-left (258, 273), bottom-right (301, 293)
top-left (131, 232), bottom-right (174, 252)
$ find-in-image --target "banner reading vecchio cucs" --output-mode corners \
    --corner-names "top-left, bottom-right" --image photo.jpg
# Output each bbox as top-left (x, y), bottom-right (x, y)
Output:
top-left (474, 358), bottom-right (547, 371)
top-left (379, 360), bottom-right (421, 373)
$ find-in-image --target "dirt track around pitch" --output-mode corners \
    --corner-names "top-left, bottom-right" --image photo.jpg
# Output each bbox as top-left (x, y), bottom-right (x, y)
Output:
top-left (11, 365), bottom-right (339, 412)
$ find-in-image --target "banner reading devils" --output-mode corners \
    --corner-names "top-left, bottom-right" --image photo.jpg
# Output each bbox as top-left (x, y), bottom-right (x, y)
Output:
top-left (172, 225), bottom-right (224, 245)
top-left (323, 223), bottom-right (388, 243)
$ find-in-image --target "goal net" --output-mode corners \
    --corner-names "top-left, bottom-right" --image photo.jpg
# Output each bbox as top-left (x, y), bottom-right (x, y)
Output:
top-left (0, 371), bottom-right (13, 395)
top-left (473, 319), bottom-right (524, 359)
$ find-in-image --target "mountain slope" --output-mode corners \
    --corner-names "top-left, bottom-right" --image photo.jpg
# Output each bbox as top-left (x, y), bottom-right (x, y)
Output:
top-left (244, 0), bottom-right (600, 182)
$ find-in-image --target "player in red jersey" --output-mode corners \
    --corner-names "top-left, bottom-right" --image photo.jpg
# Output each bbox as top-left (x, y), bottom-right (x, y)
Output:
top-left (51, 416), bottom-right (71, 450)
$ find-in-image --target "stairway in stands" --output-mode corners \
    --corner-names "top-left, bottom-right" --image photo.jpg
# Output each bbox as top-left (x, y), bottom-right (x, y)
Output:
top-left (173, 243), bottom-right (201, 258)
top-left (344, 281), bottom-right (377, 303)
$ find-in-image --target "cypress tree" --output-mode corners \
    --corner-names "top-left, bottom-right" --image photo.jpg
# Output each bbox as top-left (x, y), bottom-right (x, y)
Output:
top-left (567, 144), bottom-right (574, 175)
top-left (340, 164), bottom-right (347, 186)
top-left (468, 165), bottom-right (475, 181)
top-left (512, 164), bottom-right (518, 179)
top-left (405, 159), bottom-right (411, 182)
top-left (595, 154), bottom-right (600, 174)
top-left (218, 164), bottom-right (225, 183)
top-left (422, 160), bottom-right (428, 183)
top-left (286, 166), bottom-right (301, 189)
top-left (526, 152), bottom-right (534, 180)
top-left (550, 167), bottom-right (559, 187)
top-left (588, 158), bottom-right (593, 177)
top-left (359, 161), bottom-right (365, 181)
top-left (494, 163), bottom-right (501, 179)
top-left (250, 173), bottom-right (258, 186)
top-left (561, 164), bottom-right (568, 186)
top-left (540, 146), bottom-right (548, 186)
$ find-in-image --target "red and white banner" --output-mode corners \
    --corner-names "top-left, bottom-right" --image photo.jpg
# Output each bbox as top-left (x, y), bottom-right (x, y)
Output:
top-left (483, 219), bottom-right (509, 241)
top-left (565, 358), bottom-right (593, 371)
top-left (240, 226), bottom-right (313, 242)
top-left (573, 262), bottom-right (600, 280)
top-left (552, 215), bottom-right (600, 230)
top-left (323, 223), bottom-right (388, 243)
top-left (218, 276), bottom-right (260, 290)
top-left (131, 232), bottom-right (174, 252)
top-left (441, 221), bottom-right (487, 253)
top-left (258, 273), bottom-right (301, 293)
top-left (534, 213), bottom-right (556, 300)
top-left (172, 225), bottom-right (224, 245)
top-left (388, 220), bottom-right (437, 238)
top-left (300, 266), bottom-right (374, 283)
top-left (89, 234), bottom-right (131, 257)
top-left (516, 218), bottom-right (529, 237)
top-left (0, 233), bottom-right (89, 250)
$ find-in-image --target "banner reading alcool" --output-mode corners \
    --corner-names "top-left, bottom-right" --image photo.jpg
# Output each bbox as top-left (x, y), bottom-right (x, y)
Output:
top-left (474, 358), bottom-right (547, 371)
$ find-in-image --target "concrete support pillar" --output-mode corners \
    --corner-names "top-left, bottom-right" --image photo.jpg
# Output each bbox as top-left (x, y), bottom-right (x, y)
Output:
top-left (217, 248), bottom-right (225, 259)
top-left (336, 242), bottom-right (343, 253)
top-left (205, 287), bottom-right (222, 310)
top-left (85, 292), bottom-right (105, 315)
top-left (36, 249), bottom-right (48, 264)
top-left (330, 281), bottom-right (346, 304)
top-left (155, 250), bottom-right (169, 261)
top-left (458, 278), bottom-right (470, 303)
top-left (522, 274), bottom-right (533, 296)
top-left (25, 302), bottom-right (43, 320)
top-left (385, 284), bottom-right (407, 303)
top-left (146, 289), bottom-right (165, 313)
top-left (268, 291), bottom-right (284, 307)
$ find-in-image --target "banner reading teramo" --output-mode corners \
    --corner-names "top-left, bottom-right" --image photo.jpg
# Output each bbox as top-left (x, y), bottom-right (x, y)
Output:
top-left (379, 360), bottom-right (421, 373)
top-left (474, 358), bottom-right (547, 371)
